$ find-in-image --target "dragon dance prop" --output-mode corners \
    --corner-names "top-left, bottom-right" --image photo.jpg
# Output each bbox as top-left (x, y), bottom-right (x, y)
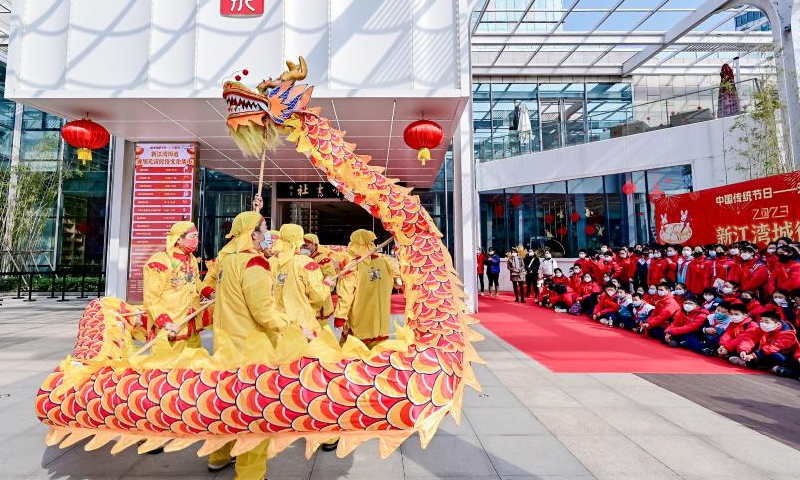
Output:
top-left (35, 57), bottom-right (484, 461)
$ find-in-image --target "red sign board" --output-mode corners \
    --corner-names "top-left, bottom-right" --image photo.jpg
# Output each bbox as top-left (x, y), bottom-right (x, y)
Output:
top-left (654, 172), bottom-right (800, 248)
top-left (126, 143), bottom-right (198, 302)
top-left (220, 0), bottom-right (264, 17)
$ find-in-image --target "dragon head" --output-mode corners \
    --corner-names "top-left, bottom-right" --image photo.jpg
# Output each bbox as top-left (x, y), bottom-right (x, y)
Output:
top-left (223, 56), bottom-right (314, 156)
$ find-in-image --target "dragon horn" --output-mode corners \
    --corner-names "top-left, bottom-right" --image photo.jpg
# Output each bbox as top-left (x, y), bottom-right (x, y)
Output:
top-left (281, 56), bottom-right (308, 82)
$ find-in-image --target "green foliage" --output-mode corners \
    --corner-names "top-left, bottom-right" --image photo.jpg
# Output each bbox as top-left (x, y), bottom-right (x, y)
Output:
top-left (728, 78), bottom-right (792, 179)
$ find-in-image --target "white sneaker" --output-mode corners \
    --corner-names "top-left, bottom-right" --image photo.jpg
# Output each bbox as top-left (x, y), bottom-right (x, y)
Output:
top-left (208, 458), bottom-right (236, 472)
top-left (728, 357), bottom-right (747, 367)
top-left (554, 307), bottom-right (567, 313)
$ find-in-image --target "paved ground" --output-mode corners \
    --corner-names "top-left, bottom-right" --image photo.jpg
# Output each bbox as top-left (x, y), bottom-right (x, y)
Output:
top-left (2, 298), bottom-right (800, 479)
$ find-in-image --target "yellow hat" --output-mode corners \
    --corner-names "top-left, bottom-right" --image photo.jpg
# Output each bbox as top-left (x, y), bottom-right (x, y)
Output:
top-left (166, 221), bottom-right (196, 251)
top-left (348, 229), bottom-right (377, 257)
top-left (303, 233), bottom-right (320, 245)
top-left (220, 211), bottom-right (264, 254)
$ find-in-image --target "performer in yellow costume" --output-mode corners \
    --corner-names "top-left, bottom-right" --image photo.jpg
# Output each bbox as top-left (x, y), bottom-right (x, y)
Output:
top-left (334, 229), bottom-right (395, 347)
top-left (301, 233), bottom-right (337, 324)
top-left (142, 221), bottom-right (214, 348)
top-left (208, 211), bottom-right (286, 479)
top-left (270, 224), bottom-right (332, 333)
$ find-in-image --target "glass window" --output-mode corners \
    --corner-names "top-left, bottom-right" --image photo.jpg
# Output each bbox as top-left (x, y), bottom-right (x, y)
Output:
top-left (472, 83), bottom-right (492, 160)
top-left (586, 83), bottom-right (633, 142)
top-left (490, 83), bottom-right (540, 157)
top-left (646, 164), bottom-right (693, 241)
top-left (505, 185), bottom-right (534, 249)
top-left (567, 177), bottom-right (605, 255)
top-left (479, 189), bottom-right (507, 253)
top-left (534, 181), bottom-right (568, 257)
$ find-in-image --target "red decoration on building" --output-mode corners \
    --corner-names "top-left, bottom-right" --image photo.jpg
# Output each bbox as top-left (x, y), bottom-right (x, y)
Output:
top-left (61, 117), bottom-right (110, 165)
top-left (649, 187), bottom-right (665, 202)
top-left (622, 180), bottom-right (636, 195)
top-left (220, 0), bottom-right (265, 17)
top-left (494, 203), bottom-right (504, 217)
top-left (570, 211), bottom-right (580, 223)
top-left (544, 213), bottom-right (554, 224)
top-left (403, 120), bottom-right (444, 166)
top-left (585, 225), bottom-right (596, 236)
top-left (510, 194), bottom-right (521, 207)
top-left (557, 226), bottom-right (568, 237)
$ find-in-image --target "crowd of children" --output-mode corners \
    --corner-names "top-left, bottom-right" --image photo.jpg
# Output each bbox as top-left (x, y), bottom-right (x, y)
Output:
top-left (528, 238), bottom-right (800, 380)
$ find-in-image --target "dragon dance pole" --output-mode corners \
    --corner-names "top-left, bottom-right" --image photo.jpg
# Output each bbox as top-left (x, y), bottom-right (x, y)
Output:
top-left (133, 300), bottom-right (215, 355)
top-left (255, 146), bottom-right (266, 212)
top-left (331, 237), bottom-right (395, 281)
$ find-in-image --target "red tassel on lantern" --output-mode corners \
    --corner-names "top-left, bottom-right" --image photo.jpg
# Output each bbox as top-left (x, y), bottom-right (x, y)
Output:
top-left (403, 120), bottom-right (444, 166)
top-left (61, 117), bottom-right (110, 165)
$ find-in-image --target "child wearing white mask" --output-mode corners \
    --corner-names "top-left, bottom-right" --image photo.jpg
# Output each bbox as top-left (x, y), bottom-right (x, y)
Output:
top-left (729, 310), bottom-right (799, 378)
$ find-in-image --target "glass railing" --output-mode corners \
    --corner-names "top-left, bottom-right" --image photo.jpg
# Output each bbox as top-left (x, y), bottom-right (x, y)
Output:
top-left (476, 78), bottom-right (759, 162)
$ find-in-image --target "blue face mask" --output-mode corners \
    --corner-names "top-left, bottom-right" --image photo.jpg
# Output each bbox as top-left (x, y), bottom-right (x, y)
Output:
top-left (714, 312), bottom-right (728, 321)
top-left (259, 238), bottom-right (272, 251)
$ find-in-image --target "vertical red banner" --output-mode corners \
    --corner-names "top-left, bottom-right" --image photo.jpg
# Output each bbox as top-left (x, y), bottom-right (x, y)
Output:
top-left (220, 0), bottom-right (265, 17)
top-left (127, 143), bottom-right (198, 302)
top-left (654, 172), bottom-right (800, 247)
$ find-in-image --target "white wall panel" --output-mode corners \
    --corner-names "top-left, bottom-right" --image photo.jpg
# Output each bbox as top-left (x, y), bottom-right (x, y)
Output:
top-left (412, 0), bottom-right (457, 89)
top-left (150, 0), bottom-right (197, 90)
top-left (285, 0), bottom-right (329, 87)
top-left (66, 0), bottom-right (152, 90)
top-left (330, 0), bottom-right (413, 90)
top-left (195, 0), bottom-right (284, 91)
top-left (17, 1), bottom-right (71, 91)
top-left (476, 116), bottom-right (751, 193)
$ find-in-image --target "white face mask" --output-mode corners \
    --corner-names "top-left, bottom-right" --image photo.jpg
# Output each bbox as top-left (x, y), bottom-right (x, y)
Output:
top-left (721, 287), bottom-right (733, 294)
top-left (666, 251), bottom-right (676, 257)
top-left (606, 290), bottom-right (616, 297)
top-left (704, 294), bottom-right (715, 301)
top-left (299, 248), bottom-right (311, 256)
top-left (760, 321), bottom-right (780, 332)
top-left (682, 250), bottom-right (692, 257)
top-left (620, 253), bottom-right (627, 258)
top-left (600, 247), bottom-right (608, 253)
top-left (729, 248), bottom-right (740, 255)
top-left (729, 314), bottom-right (745, 323)
top-left (767, 247), bottom-right (777, 253)
top-left (654, 252), bottom-right (662, 258)
top-left (583, 277), bottom-right (592, 283)
top-left (632, 300), bottom-right (643, 307)
top-left (545, 254), bottom-right (552, 259)
top-left (555, 272), bottom-right (562, 277)
top-left (657, 290), bottom-right (667, 297)
top-left (647, 253), bottom-right (654, 259)
top-left (740, 253), bottom-right (752, 261)
top-left (683, 304), bottom-right (696, 312)
top-left (648, 287), bottom-right (657, 295)
top-left (674, 289), bottom-right (685, 295)
top-left (579, 253), bottom-right (586, 258)
top-left (774, 297), bottom-right (789, 307)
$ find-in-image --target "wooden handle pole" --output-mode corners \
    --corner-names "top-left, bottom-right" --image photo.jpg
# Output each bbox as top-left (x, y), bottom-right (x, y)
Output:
top-left (332, 237), bottom-right (394, 281)
top-left (254, 147), bottom-right (266, 212)
top-left (133, 300), bottom-right (215, 356)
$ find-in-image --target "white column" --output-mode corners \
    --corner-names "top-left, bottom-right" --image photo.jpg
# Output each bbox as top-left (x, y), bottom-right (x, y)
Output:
top-left (270, 181), bottom-right (279, 230)
top-left (452, 103), bottom-right (479, 313)
top-left (104, 139), bottom-right (135, 298)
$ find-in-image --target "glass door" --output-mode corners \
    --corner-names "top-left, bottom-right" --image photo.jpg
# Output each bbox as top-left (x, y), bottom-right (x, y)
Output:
top-left (540, 99), bottom-right (562, 151)
top-left (540, 98), bottom-right (586, 150)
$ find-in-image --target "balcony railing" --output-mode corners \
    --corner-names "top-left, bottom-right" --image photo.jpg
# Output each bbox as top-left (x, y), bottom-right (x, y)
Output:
top-left (476, 78), bottom-right (760, 162)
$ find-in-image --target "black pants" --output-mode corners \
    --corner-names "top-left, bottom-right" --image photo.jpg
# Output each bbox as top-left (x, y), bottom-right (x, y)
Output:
top-left (512, 281), bottom-right (525, 301)
top-left (477, 272), bottom-right (485, 292)
top-left (487, 272), bottom-right (499, 288)
top-left (525, 272), bottom-right (539, 298)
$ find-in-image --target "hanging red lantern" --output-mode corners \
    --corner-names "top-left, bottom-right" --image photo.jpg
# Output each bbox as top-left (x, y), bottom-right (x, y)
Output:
top-left (649, 187), bottom-right (665, 202)
top-left (510, 194), bottom-right (521, 207)
top-left (61, 117), bottom-right (110, 165)
top-left (403, 119), bottom-right (444, 166)
top-left (585, 225), bottom-right (596, 236)
top-left (557, 226), bottom-right (568, 237)
top-left (494, 203), bottom-right (504, 217)
top-left (622, 180), bottom-right (636, 196)
top-left (570, 211), bottom-right (580, 224)
top-left (544, 213), bottom-right (554, 224)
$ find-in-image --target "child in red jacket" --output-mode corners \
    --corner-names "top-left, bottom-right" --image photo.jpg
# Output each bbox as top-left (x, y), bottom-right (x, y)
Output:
top-left (639, 282), bottom-right (680, 341)
top-left (731, 310), bottom-right (799, 377)
top-left (593, 283), bottom-right (621, 326)
top-left (664, 295), bottom-right (709, 350)
top-left (572, 273), bottom-right (600, 315)
top-left (716, 302), bottom-right (760, 361)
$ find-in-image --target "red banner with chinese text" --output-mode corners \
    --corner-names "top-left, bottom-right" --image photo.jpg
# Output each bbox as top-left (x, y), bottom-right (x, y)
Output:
top-left (126, 143), bottom-right (197, 303)
top-left (654, 172), bottom-right (800, 247)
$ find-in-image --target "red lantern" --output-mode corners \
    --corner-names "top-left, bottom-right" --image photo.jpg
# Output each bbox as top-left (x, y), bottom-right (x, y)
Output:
top-left (622, 180), bottom-right (636, 196)
top-left (585, 225), bottom-right (596, 236)
top-left (544, 213), bottom-right (554, 225)
top-left (61, 117), bottom-right (110, 165)
top-left (510, 194), bottom-right (521, 207)
top-left (494, 203), bottom-right (504, 217)
top-left (570, 211), bottom-right (580, 224)
top-left (557, 226), bottom-right (567, 237)
top-left (403, 119), bottom-right (444, 166)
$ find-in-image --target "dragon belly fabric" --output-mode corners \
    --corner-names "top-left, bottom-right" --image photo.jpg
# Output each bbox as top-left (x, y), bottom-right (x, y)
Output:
top-left (34, 59), bottom-right (484, 461)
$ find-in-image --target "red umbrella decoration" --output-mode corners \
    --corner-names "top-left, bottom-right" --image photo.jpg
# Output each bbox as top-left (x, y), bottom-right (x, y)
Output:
top-left (570, 211), bottom-right (580, 224)
top-left (557, 226), bottom-right (568, 237)
top-left (622, 180), bottom-right (636, 196)
top-left (544, 213), bottom-right (554, 225)
top-left (403, 119), bottom-right (444, 166)
top-left (585, 225), bottom-right (596, 236)
top-left (509, 194), bottom-right (522, 207)
top-left (61, 117), bottom-right (110, 165)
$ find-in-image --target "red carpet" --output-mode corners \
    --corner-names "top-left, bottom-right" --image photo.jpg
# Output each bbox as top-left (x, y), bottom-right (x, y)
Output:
top-left (476, 292), bottom-right (761, 374)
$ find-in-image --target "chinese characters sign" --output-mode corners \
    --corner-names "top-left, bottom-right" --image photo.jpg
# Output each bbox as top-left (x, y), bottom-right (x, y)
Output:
top-left (220, 0), bottom-right (264, 17)
top-left (127, 144), bottom-right (197, 302)
top-left (654, 172), bottom-right (800, 247)
top-left (276, 182), bottom-right (344, 200)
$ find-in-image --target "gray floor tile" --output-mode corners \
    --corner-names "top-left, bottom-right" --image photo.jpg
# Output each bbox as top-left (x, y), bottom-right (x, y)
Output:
top-left (557, 433), bottom-right (681, 479)
top-left (528, 407), bottom-right (616, 436)
top-left (627, 435), bottom-right (762, 477)
top-left (589, 407), bottom-right (687, 435)
top-left (310, 440), bottom-right (403, 480)
top-left (701, 434), bottom-right (800, 477)
top-left (481, 434), bottom-right (591, 477)
top-left (465, 407), bottom-right (548, 435)
top-left (463, 385), bottom-right (525, 408)
top-left (401, 434), bottom-right (497, 478)
top-left (513, 386), bottom-right (582, 408)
